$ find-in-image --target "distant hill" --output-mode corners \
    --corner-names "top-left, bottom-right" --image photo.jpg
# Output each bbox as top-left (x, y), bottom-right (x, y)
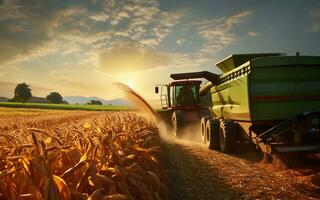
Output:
top-left (64, 96), bottom-right (130, 106)
top-left (0, 97), bottom-right (9, 102)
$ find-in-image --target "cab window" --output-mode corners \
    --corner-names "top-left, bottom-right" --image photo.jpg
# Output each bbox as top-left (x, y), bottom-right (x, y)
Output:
top-left (174, 84), bottom-right (199, 106)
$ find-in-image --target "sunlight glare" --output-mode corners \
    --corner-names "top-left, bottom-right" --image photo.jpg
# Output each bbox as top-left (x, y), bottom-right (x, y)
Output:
top-left (124, 79), bottom-right (136, 89)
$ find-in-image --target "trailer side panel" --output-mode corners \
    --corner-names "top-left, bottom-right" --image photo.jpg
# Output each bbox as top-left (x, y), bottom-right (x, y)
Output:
top-left (249, 56), bottom-right (320, 121)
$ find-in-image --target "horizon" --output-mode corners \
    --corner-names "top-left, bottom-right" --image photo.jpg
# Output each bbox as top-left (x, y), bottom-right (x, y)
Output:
top-left (1, 0), bottom-right (320, 105)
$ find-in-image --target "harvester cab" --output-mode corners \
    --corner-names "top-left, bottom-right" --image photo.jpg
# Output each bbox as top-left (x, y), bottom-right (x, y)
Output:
top-left (155, 71), bottom-right (219, 110)
top-left (155, 71), bottom-right (219, 137)
top-left (155, 80), bottom-right (202, 110)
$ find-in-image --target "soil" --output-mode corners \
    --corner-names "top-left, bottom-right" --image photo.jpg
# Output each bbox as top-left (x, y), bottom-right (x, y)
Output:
top-left (160, 138), bottom-right (320, 200)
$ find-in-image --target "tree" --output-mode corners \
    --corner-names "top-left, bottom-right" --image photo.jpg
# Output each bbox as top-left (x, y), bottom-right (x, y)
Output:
top-left (14, 82), bottom-right (32, 103)
top-left (46, 92), bottom-right (63, 104)
top-left (87, 99), bottom-right (103, 105)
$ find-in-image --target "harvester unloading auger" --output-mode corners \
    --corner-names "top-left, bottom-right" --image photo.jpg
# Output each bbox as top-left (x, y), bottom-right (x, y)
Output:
top-left (155, 53), bottom-right (320, 155)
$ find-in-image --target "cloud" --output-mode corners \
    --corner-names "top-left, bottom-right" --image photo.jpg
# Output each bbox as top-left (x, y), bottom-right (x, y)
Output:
top-left (0, 1), bottom-right (248, 82)
top-left (90, 13), bottom-right (109, 22)
top-left (0, 1), bottom-right (91, 64)
top-left (196, 11), bottom-right (252, 54)
top-left (0, 36), bottom-right (52, 65)
top-left (116, 3), bottom-right (187, 47)
top-left (1, 24), bottom-right (26, 33)
top-left (50, 70), bottom-right (57, 75)
top-left (307, 7), bottom-right (320, 32)
top-left (146, 9), bottom-right (187, 46)
top-left (0, 1), bottom-right (118, 64)
top-left (0, 0), bottom-right (186, 70)
top-left (98, 42), bottom-right (171, 74)
top-left (308, 21), bottom-right (320, 32)
top-left (176, 38), bottom-right (186, 45)
top-left (310, 8), bottom-right (320, 17)
top-left (60, 1), bottom-right (187, 73)
top-left (140, 38), bottom-right (160, 47)
top-left (111, 11), bottom-right (129, 25)
top-left (248, 31), bottom-right (259, 37)
top-left (50, 69), bottom-right (75, 76)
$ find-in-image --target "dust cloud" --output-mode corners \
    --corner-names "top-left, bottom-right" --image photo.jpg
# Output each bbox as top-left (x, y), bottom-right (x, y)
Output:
top-left (114, 82), bottom-right (157, 119)
top-left (114, 82), bottom-right (168, 136)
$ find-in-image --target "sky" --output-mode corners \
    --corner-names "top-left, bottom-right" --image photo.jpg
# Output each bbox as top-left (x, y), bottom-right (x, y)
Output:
top-left (0, 0), bottom-right (320, 104)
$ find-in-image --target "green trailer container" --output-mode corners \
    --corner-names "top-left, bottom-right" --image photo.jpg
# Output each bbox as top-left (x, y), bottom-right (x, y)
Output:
top-left (212, 54), bottom-right (320, 122)
top-left (203, 53), bottom-right (320, 154)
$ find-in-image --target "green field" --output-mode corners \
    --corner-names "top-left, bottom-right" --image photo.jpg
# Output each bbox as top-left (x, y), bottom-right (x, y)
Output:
top-left (0, 102), bottom-right (130, 111)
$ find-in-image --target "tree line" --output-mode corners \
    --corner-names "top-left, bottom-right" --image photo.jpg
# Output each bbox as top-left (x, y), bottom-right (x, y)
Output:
top-left (10, 82), bottom-right (103, 105)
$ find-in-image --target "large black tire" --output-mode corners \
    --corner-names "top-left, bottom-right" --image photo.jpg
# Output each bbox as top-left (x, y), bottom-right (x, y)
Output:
top-left (219, 120), bottom-right (238, 153)
top-left (205, 118), bottom-right (220, 150)
top-left (172, 111), bottom-right (184, 138)
top-left (200, 116), bottom-right (209, 143)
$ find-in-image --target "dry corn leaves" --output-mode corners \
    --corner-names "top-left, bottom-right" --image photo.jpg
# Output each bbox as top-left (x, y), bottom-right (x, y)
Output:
top-left (0, 112), bottom-right (168, 200)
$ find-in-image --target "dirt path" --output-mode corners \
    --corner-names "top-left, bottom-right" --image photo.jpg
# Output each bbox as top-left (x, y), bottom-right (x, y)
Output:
top-left (161, 138), bottom-right (320, 200)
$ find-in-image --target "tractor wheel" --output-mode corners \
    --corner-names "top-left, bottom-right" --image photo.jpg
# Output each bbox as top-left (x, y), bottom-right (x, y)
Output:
top-left (172, 111), bottom-right (184, 138)
top-left (205, 118), bottom-right (220, 150)
top-left (201, 116), bottom-right (210, 143)
top-left (219, 120), bottom-right (238, 153)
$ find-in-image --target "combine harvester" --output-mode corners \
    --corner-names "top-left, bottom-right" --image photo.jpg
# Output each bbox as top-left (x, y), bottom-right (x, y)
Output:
top-left (155, 71), bottom-right (215, 137)
top-left (156, 53), bottom-right (320, 154)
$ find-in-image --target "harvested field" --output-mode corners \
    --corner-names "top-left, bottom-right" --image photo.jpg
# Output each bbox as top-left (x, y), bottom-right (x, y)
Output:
top-left (0, 109), bottom-right (167, 200)
top-left (161, 138), bottom-right (320, 200)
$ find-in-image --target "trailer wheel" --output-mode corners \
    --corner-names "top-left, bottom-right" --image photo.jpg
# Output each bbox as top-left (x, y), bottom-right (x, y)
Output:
top-left (201, 116), bottom-right (210, 143)
top-left (219, 120), bottom-right (238, 153)
top-left (205, 118), bottom-right (220, 150)
top-left (172, 111), bottom-right (184, 137)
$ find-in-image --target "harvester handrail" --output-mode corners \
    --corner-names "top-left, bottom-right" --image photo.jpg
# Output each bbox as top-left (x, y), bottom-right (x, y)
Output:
top-left (218, 62), bottom-right (250, 85)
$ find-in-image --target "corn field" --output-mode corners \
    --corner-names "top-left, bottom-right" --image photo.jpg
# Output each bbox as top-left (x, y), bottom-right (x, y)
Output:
top-left (0, 111), bottom-right (168, 200)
